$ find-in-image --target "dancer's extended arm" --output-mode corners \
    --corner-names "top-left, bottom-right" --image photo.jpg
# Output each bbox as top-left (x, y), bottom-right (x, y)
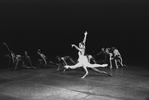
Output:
top-left (71, 44), bottom-right (81, 51)
top-left (82, 31), bottom-right (88, 45)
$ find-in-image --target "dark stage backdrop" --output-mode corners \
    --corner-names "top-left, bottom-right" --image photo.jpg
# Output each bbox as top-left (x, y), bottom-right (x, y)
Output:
top-left (0, 0), bottom-right (149, 66)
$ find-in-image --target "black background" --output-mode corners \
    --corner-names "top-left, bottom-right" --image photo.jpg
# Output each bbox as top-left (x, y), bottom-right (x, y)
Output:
top-left (0, 0), bottom-right (149, 65)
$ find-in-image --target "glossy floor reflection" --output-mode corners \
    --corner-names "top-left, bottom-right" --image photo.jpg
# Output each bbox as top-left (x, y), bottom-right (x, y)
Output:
top-left (0, 64), bottom-right (149, 100)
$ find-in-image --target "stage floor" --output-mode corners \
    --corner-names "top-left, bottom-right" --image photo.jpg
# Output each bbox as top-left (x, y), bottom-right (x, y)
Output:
top-left (0, 64), bottom-right (149, 100)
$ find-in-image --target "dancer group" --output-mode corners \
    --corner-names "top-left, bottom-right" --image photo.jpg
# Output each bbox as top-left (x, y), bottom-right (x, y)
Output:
top-left (3, 42), bottom-right (35, 70)
top-left (3, 31), bottom-right (126, 78)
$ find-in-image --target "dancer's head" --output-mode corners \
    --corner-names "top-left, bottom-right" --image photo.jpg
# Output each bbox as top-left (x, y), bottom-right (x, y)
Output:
top-left (88, 55), bottom-right (93, 59)
top-left (79, 42), bottom-right (85, 48)
top-left (105, 48), bottom-right (110, 53)
top-left (101, 47), bottom-right (105, 51)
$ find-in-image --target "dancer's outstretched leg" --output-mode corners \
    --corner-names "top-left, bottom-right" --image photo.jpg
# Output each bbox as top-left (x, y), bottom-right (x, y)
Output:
top-left (64, 62), bottom-right (82, 69)
top-left (87, 63), bottom-right (108, 68)
top-left (91, 67), bottom-right (113, 77)
top-left (64, 63), bottom-right (89, 78)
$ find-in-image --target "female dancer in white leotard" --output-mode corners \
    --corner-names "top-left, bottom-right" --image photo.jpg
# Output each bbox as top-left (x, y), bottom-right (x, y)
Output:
top-left (64, 31), bottom-right (112, 78)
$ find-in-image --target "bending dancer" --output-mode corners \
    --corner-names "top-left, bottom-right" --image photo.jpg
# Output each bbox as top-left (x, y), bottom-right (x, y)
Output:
top-left (37, 49), bottom-right (47, 65)
top-left (61, 56), bottom-right (76, 65)
top-left (64, 31), bottom-right (112, 78)
top-left (111, 47), bottom-right (125, 68)
top-left (3, 42), bottom-right (15, 69)
top-left (56, 55), bottom-right (76, 71)
top-left (56, 56), bottom-right (67, 71)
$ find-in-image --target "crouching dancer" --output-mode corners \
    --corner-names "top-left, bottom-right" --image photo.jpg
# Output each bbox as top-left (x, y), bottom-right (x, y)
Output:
top-left (111, 47), bottom-right (127, 68)
top-left (64, 31), bottom-right (112, 78)
top-left (56, 55), bottom-right (76, 71)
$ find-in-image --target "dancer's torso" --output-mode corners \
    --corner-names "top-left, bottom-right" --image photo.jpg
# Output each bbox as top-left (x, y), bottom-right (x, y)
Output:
top-left (78, 51), bottom-right (88, 63)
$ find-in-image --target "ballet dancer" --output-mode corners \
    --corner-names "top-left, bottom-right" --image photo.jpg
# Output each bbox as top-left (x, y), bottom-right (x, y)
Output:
top-left (64, 31), bottom-right (112, 78)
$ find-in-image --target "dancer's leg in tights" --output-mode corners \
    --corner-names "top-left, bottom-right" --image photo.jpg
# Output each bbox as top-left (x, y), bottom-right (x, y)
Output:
top-left (81, 65), bottom-right (89, 78)
top-left (64, 62), bottom-right (82, 69)
top-left (87, 63), bottom-right (108, 68)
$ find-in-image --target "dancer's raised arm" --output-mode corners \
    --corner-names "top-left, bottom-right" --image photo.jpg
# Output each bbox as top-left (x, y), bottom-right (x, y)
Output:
top-left (82, 31), bottom-right (88, 45)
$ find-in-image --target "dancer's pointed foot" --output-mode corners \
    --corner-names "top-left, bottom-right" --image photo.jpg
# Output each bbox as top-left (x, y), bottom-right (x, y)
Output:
top-left (81, 76), bottom-right (86, 79)
top-left (64, 65), bottom-right (69, 69)
top-left (81, 73), bottom-right (88, 79)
